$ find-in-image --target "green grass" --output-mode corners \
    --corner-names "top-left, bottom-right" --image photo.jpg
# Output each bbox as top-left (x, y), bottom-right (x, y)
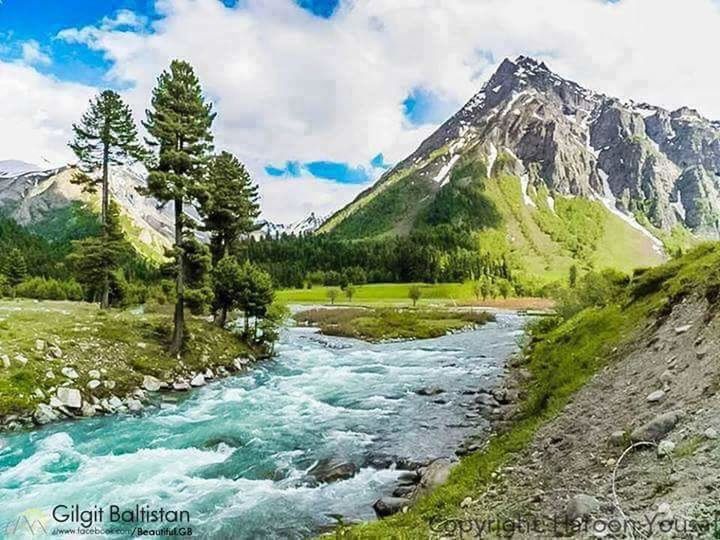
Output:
top-left (339, 242), bottom-right (720, 538)
top-left (294, 307), bottom-right (494, 341)
top-left (0, 299), bottom-right (254, 418)
top-left (278, 283), bottom-right (477, 305)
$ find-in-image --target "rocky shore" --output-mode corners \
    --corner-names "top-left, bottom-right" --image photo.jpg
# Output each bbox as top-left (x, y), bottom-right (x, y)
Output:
top-left (0, 300), bottom-right (265, 433)
top-left (2, 340), bottom-right (261, 432)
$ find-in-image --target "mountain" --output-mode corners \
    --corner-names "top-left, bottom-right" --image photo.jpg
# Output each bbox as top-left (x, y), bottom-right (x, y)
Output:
top-left (253, 212), bottom-right (325, 239)
top-left (0, 162), bottom-right (318, 259)
top-left (0, 160), bottom-right (42, 177)
top-left (0, 165), bottom-right (176, 261)
top-left (320, 56), bottom-right (720, 278)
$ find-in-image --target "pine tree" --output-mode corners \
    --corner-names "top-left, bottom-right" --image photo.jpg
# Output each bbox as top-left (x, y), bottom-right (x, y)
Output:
top-left (69, 90), bottom-right (144, 308)
top-left (6, 249), bottom-right (28, 286)
top-left (69, 202), bottom-right (130, 303)
top-left (197, 151), bottom-right (260, 265)
top-left (142, 60), bottom-right (215, 355)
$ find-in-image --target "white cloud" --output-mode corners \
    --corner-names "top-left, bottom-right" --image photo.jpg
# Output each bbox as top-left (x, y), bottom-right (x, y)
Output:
top-left (258, 174), bottom-right (362, 222)
top-left (20, 40), bottom-right (51, 66)
top-left (0, 61), bottom-right (94, 166)
top-left (6, 0), bottom-right (720, 222)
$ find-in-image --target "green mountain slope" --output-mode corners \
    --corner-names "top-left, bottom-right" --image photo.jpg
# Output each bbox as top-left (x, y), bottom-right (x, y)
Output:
top-left (321, 149), bottom-right (666, 281)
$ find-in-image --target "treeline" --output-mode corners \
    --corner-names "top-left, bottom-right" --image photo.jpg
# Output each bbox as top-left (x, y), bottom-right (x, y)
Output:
top-left (243, 225), bottom-right (513, 288)
top-left (0, 205), bottom-right (161, 304)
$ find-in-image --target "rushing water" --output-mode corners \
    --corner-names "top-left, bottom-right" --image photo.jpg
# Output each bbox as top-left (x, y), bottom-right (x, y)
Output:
top-left (0, 313), bottom-right (526, 539)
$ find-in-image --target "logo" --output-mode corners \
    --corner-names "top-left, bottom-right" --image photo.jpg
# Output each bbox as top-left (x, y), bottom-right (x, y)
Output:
top-left (4, 508), bottom-right (50, 537)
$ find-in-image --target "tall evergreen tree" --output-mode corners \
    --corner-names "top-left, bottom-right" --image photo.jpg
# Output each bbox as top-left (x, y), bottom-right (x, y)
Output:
top-left (68, 202), bottom-right (130, 303)
top-left (5, 249), bottom-right (28, 286)
top-left (69, 90), bottom-right (144, 308)
top-left (142, 60), bottom-right (215, 355)
top-left (197, 151), bottom-right (260, 264)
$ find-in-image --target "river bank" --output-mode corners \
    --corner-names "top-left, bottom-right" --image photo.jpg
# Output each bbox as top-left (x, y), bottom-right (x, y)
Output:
top-left (0, 299), bottom-right (261, 432)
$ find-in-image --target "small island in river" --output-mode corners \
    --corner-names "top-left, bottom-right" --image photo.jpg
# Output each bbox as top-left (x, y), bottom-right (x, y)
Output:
top-left (293, 306), bottom-right (496, 342)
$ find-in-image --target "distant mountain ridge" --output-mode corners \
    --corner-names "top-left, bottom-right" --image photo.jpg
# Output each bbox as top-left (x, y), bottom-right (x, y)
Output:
top-left (0, 163), bottom-right (324, 259)
top-left (319, 56), bottom-right (720, 277)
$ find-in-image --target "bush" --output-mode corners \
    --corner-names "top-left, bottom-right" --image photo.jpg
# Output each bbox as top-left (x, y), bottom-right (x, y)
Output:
top-left (554, 269), bottom-right (629, 320)
top-left (14, 277), bottom-right (85, 301)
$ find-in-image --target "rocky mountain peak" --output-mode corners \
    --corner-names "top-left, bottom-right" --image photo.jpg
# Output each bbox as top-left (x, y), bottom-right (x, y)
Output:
top-left (387, 55), bottom-right (720, 239)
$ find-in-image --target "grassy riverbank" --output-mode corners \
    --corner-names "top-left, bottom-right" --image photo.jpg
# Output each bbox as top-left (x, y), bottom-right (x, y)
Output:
top-left (278, 282), bottom-right (554, 310)
top-left (294, 307), bottom-right (495, 342)
top-left (341, 244), bottom-right (720, 538)
top-left (0, 299), bottom-right (255, 421)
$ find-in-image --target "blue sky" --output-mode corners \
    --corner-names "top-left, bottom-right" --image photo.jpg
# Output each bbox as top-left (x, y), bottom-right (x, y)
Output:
top-left (0, 0), bottom-right (448, 185)
top-left (0, 0), bottom-right (157, 85)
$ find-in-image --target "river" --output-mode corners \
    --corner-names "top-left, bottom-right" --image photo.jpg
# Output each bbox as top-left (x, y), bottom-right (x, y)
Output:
top-left (0, 312), bottom-right (526, 539)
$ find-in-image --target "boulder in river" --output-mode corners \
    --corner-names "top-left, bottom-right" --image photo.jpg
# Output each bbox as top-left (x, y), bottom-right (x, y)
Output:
top-left (415, 387), bottom-right (444, 396)
top-left (307, 459), bottom-right (358, 483)
top-left (34, 404), bottom-right (59, 425)
top-left (372, 497), bottom-right (409, 518)
top-left (190, 374), bottom-right (206, 387)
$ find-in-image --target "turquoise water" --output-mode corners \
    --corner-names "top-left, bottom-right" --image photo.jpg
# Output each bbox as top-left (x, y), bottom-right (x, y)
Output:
top-left (0, 314), bottom-right (525, 539)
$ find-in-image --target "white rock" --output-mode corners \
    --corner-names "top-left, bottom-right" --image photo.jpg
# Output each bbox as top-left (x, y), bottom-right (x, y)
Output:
top-left (56, 388), bottom-right (82, 409)
top-left (104, 380), bottom-right (116, 390)
top-left (35, 339), bottom-right (46, 351)
top-left (49, 396), bottom-right (64, 408)
top-left (703, 428), bottom-right (718, 440)
top-left (657, 502), bottom-right (671, 514)
top-left (657, 440), bottom-right (676, 457)
top-left (646, 390), bottom-right (666, 403)
top-left (460, 497), bottom-right (473, 508)
top-left (204, 368), bottom-right (215, 379)
top-left (34, 404), bottom-right (59, 424)
top-left (142, 375), bottom-right (162, 392)
top-left (173, 381), bottom-right (190, 391)
top-left (88, 370), bottom-right (101, 379)
top-left (48, 345), bottom-right (63, 359)
top-left (33, 388), bottom-right (45, 399)
top-left (45, 370), bottom-right (55, 379)
top-left (61, 367), bottom-right (79, 379)
top-left (81, 401), bottom-right (96, 417)
top-left (108, 396), bottom-right (123, 409)
top-left (674, 325), bottom-right (692, 335)
top-left (126, 398), bottom-right (143, 412)
top-left (87, 379), bottom-right (102, 390)
top-left (190, 374), bottom-right (206, 387)
top-left (1, 355), bottom-right (10, 369)
top-left (15, 354), bottom-right (28, 366)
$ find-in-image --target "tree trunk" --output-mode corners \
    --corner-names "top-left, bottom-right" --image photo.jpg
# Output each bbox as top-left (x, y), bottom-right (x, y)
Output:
top-left (216, 306), bottom-right (228, 328)
top-left (100, 142), bottom-right (110, 310)
top-left (170, 197), bottom-right (185, 356)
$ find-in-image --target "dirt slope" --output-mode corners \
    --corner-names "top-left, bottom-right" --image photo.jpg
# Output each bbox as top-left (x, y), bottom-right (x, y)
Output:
top-left (461, 296), bottom-right (719, 538)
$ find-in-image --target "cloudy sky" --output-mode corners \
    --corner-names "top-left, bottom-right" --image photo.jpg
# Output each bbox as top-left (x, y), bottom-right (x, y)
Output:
top-left (2, 0), bottom-right (720, 222)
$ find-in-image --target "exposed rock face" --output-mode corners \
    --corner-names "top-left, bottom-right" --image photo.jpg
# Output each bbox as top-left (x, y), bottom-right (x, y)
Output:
top-left (0, 164), bottom-right (199, 252)
top-left (324, 56), bottom-right (720, 238)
